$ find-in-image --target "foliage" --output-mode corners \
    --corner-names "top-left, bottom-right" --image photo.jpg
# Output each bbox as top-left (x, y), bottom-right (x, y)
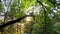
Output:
top-left (0, 0), bottom-right (60, 34)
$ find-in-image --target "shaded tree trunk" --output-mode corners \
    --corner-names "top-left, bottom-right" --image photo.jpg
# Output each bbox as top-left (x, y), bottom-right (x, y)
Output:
top-left (29, 22), bottom-right (34, 34)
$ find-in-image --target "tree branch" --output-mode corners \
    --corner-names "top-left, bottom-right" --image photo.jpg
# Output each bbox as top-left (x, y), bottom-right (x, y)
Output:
top-left (37, 0), bottom-right (53, 12)
top-left (37, 0), bottom-right (47, 34)
top-left (47, 0), bottom-right (56, 7)
top-left (0, 15), bottom-right (32, 29)
top-left (36, 0), bottom-right (44, 6)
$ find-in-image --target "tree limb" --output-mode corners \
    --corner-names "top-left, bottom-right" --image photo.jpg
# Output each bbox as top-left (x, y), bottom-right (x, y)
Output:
top-left (0, 15), bottom-right (32, 29)
top-left (47, 0), bottom-right (56, 7)
top-left (37, 0), bottom-right (47, 34)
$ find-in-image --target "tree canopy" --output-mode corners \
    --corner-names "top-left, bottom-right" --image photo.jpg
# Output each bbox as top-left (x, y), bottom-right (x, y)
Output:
top-left (0, 0), bottom-right (60, 34)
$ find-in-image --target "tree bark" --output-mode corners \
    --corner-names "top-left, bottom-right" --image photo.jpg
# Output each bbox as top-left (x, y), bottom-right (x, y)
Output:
top-left (0, 15), bottom-right (33, 29)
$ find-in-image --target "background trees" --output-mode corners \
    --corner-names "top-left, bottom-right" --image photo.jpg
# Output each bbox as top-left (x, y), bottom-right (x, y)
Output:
top-left (0, 0), bottom-right (60, 34)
